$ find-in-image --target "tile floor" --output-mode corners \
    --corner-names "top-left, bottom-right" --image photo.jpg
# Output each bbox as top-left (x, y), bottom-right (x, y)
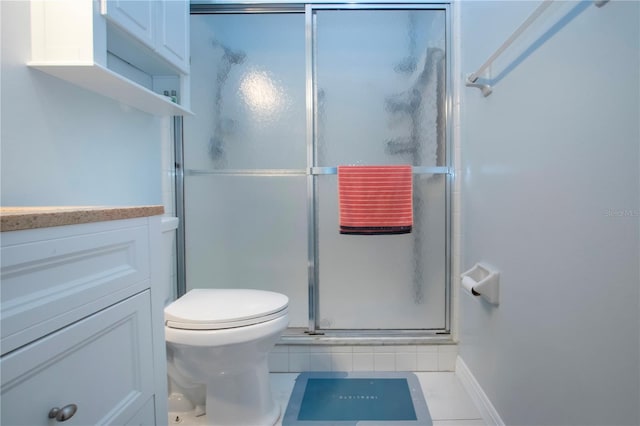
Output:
top-left (270, 372), bottom-right (485, 426)
top-left (169, 372), bottom-right (485, 425)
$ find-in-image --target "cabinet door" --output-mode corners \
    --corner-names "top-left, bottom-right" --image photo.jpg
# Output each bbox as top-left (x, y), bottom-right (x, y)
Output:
top-left (0, 292), bottom-right (154, 426)
top-left (155, 0), bottom-right (190, 73)
top-left (102, 0), bottom-right (154, 49)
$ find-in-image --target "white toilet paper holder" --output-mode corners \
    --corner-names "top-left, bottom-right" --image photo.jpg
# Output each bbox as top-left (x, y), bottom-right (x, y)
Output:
top-left (461, 263), bottom-right (500, 305)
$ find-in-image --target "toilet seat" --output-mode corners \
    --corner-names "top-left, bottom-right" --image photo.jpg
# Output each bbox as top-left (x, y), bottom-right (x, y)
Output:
top-left (165, 289), bottom-right (289, 330)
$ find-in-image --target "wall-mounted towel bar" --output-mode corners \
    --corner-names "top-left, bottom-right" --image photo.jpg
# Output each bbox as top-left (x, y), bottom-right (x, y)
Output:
top-left (465, 0), bottom-right (610, 97)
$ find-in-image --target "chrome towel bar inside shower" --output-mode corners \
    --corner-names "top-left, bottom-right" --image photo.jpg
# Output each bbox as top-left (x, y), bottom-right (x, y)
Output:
top-left (311, 166), bottom-right (450, 175)
top-left (185, 167), bottom-right (452, 177)
top-left (465, 0), bottom-right (609, 97)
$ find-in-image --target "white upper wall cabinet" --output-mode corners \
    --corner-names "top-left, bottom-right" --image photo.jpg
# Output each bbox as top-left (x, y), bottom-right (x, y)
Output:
top-left (155, 0), bottom-right (190, 73)
top-left (29, 0), bottom-right (192, 116)
top-left (101, 0), bottom-right (190, 74)
top-left (101, 0), bottom-right (155, 50)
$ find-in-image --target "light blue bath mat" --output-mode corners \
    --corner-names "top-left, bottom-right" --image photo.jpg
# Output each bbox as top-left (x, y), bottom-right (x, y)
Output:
top-left (282, 372), bottom-right (432, 425)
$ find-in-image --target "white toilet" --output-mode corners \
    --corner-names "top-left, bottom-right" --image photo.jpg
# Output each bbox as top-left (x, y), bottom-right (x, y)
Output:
top-left (164, 288), bottom-right (289, 426)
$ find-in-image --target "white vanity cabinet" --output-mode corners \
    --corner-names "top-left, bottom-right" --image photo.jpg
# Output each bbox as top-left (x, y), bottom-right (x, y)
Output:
top-left (0, 213), bottom-right (168, 425)
top-left (30, 0), bottom-right (191, 116)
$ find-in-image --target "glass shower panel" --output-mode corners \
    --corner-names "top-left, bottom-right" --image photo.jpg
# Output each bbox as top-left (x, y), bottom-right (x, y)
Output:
top-left (183, 13), bottom-right (308, 327)
top-left (315, 9), bottom-right (446, 168)
top-left (314, 9), bottom-right (447, 330)
top-left (184, 175), bottom-right (308, 327)
top-left (317, 174), bottom-right (447, 329)
top-left (186, 14), bottom-right (306, 170)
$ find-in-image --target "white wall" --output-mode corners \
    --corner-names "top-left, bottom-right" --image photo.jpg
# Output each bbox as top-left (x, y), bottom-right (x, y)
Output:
top-left (1, 1), bottom-right (164, 207)
top-left (459, 1), bottom-right (639, 425)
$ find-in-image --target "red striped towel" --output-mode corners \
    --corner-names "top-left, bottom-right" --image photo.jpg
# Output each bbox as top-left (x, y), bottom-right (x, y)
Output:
top-left (338, 165), bottom-right (413, 235)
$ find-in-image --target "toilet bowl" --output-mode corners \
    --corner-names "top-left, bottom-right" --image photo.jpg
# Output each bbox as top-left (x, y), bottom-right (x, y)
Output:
top-left (165, 288), bottom-right (289, 426)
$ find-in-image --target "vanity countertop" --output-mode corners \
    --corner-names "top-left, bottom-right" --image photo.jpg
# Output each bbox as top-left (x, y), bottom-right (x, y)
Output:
top-left (0, 205), bottom-right (165, 232)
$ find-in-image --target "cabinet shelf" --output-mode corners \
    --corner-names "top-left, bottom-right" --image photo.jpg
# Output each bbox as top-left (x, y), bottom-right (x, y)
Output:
top-left (29, 61), bottom-right (193, 116)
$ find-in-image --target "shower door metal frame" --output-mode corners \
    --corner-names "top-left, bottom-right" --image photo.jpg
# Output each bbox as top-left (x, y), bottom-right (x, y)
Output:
top-left (305, 3), bottom-right (452, 337)
top-left (180, 2), bottom-right (453, 340)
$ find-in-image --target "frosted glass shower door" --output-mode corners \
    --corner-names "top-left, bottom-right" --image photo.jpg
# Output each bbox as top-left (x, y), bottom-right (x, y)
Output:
top-left (314, 9), bottom-right (448, 330)
top-left (183, 14), bottom-right (308, 327)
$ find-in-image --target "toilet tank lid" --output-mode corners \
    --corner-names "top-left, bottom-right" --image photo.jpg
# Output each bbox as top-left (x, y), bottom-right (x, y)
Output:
top-left (164, 289), bottom-right (289, 329)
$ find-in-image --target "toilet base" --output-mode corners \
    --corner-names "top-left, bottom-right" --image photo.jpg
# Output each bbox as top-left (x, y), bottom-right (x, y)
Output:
top-left (204, 358), bottom-right (280, 426)
top-left (167, 358), bottom-right (280, 426)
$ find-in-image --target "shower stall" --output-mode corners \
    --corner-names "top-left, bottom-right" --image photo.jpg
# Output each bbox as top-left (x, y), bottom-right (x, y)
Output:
top-left (176, 3), bottom-right (452, 340)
